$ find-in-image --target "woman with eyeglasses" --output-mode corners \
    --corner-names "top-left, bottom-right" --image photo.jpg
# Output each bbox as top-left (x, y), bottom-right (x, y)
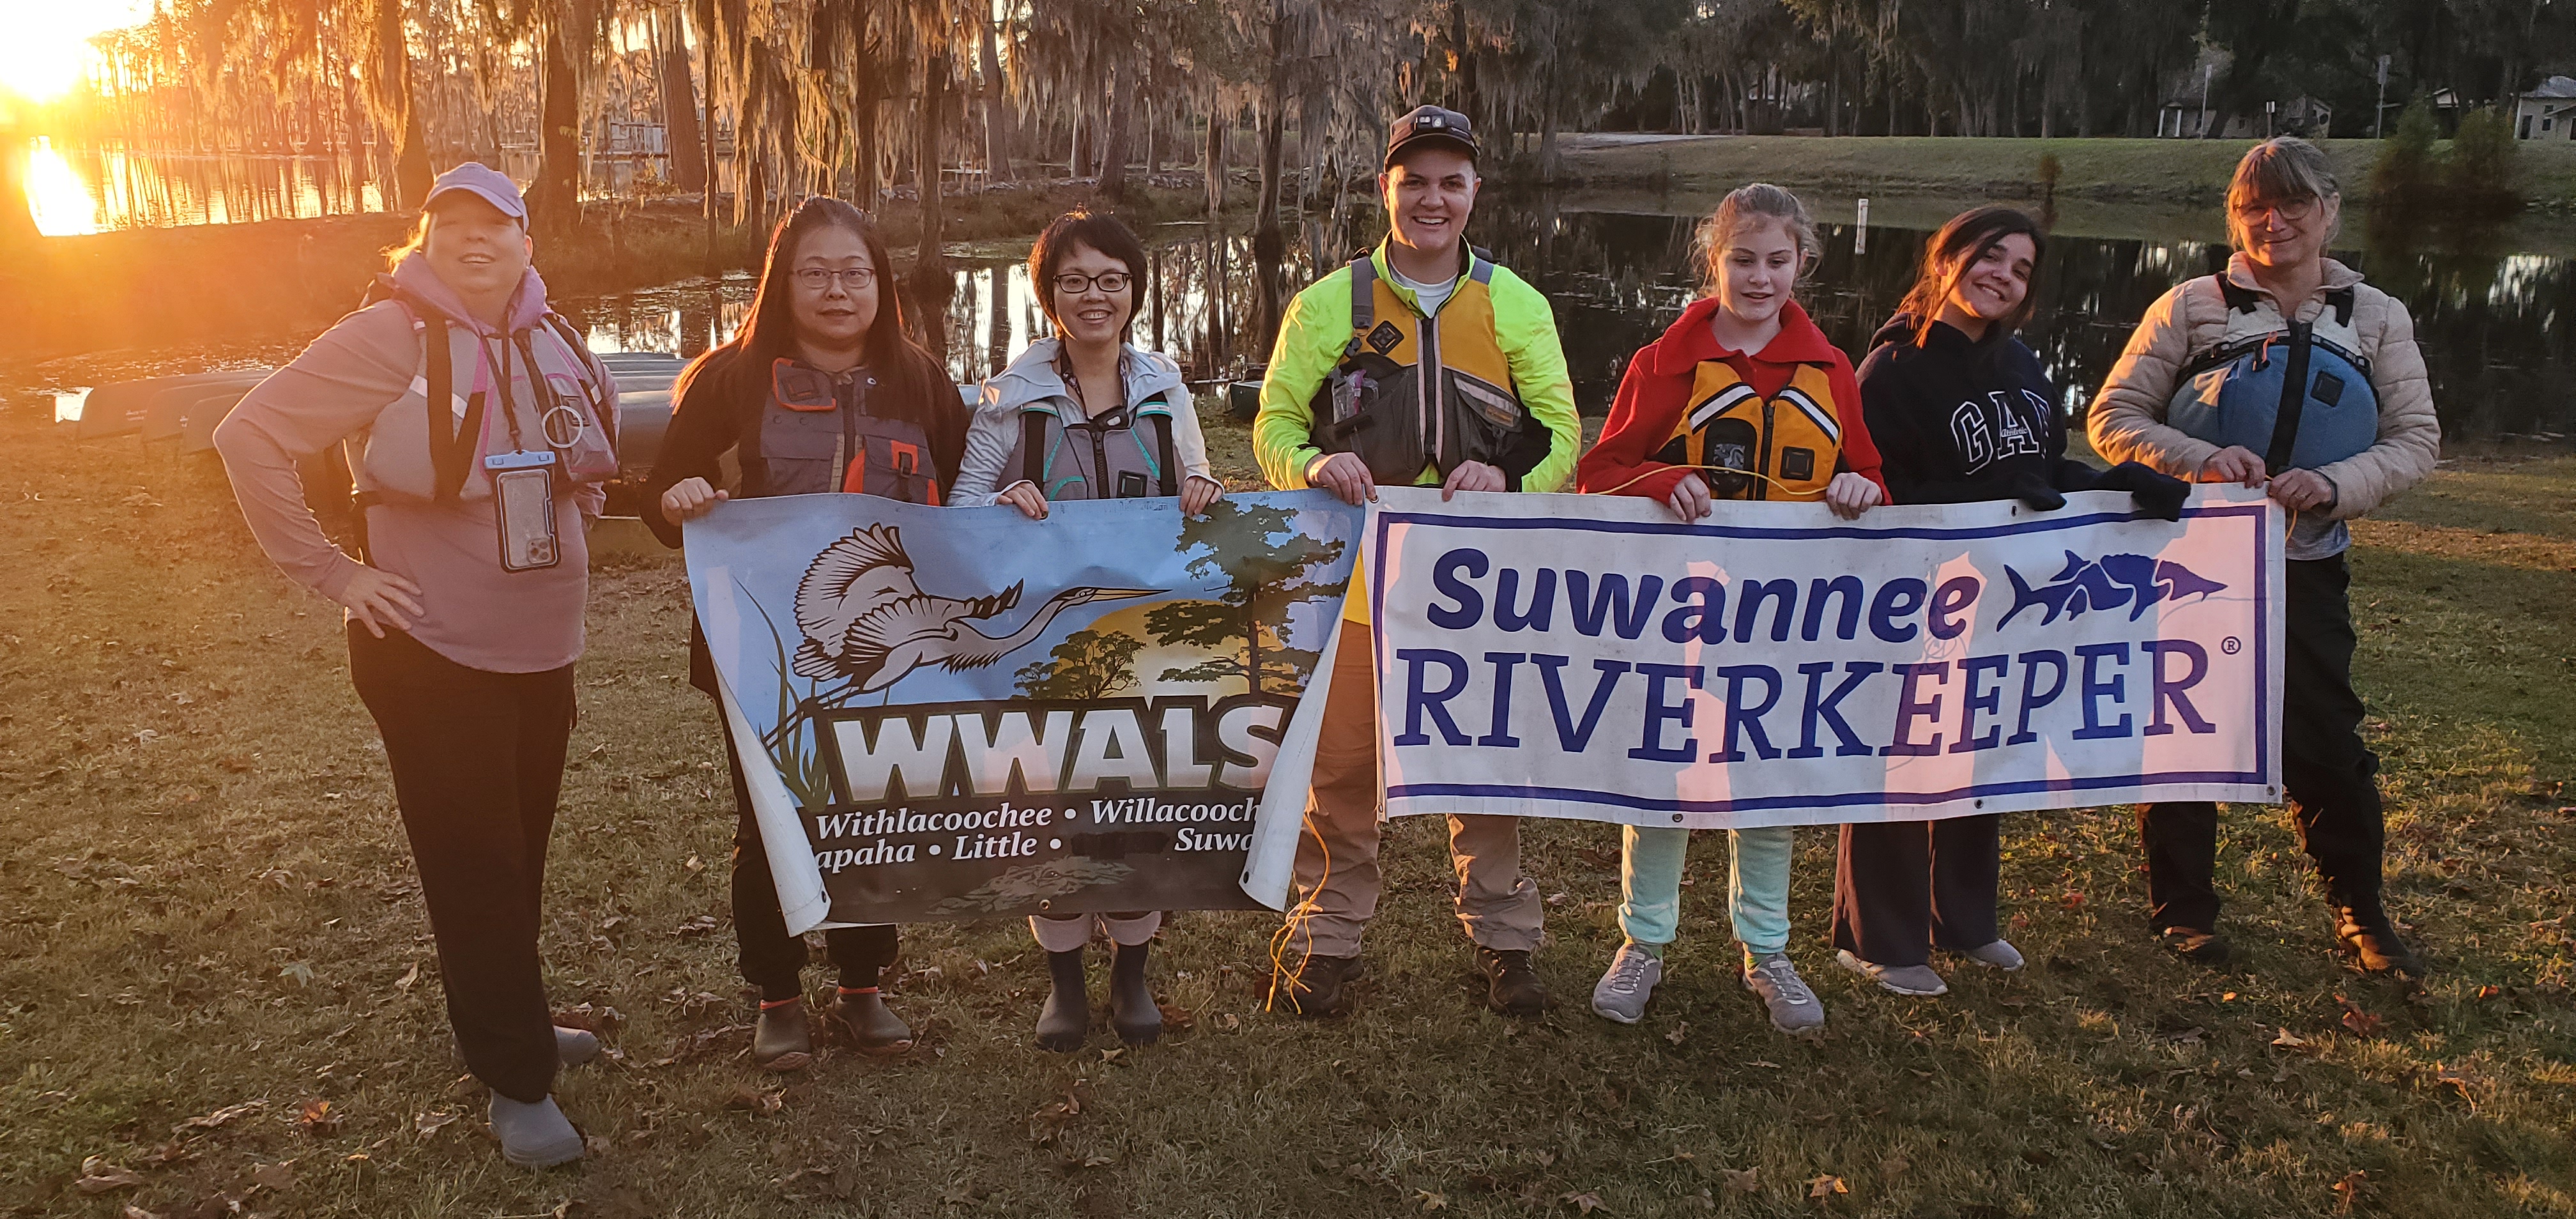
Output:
top-left (642, 197), bottom-right (968, 1070)
top-left (954, 209), bottom-right (1222, 1051)
top-left (2090, 137), bottom-right (2439, 977)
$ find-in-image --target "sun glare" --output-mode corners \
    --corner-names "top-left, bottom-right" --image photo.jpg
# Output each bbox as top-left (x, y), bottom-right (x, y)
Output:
top-left (0, 1), bottom-right (152, 103)
top-left (25, 137), bottom-right (101, 235)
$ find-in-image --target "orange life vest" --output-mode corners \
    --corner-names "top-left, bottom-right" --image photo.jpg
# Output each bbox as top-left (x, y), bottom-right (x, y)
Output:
top-left (1653, 359), bottom-right (1844, 500)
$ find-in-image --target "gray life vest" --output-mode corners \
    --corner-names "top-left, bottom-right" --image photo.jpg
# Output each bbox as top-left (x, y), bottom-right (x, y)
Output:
top-left (1010, 392), bottom-right (1179, 500)
top-left (753, 358), bottom-right (944, 504)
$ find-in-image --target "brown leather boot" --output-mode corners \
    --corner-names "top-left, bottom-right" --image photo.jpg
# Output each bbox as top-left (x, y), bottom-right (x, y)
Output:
top-left (833, 987), bottom-right (914, 1055)
top-left (751, 999), bottom-right (813, 1072)
top-left (1266, 954), bottom-right (1361, 1018)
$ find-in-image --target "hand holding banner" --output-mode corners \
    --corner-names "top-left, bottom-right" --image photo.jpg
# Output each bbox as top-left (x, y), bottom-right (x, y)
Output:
top-left (1367, 485), bottom-right (2283, 828)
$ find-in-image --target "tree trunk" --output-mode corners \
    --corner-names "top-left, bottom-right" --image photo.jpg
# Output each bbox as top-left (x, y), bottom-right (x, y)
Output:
top-left (1537, 71), bottom-right (1561, 181)
top-left (533, 20), bottom-right (583, 240)
top-left (661, 8), bottom-right (707, 194)
top-left (1099, 57), bottom-right (1135, 201)
top-left (1203, 88), bottom-right (1225, 217)
top-left (913, 52), bottom-right (953, 355)
top-left (977, 15), bottom-right (1013, 181)
top-left (1253, 17), bottom-right (1290, 358)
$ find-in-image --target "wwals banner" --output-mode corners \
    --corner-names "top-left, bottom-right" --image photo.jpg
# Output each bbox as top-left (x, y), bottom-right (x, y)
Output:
top-left (1368, 485), bottom-right (2283, 828)
top-left (686, 493), bottom-right (1361, 931)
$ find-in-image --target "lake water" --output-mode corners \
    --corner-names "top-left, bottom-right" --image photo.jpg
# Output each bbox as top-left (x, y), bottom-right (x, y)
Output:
top-left (562, 197), bottom-right (2576, 443)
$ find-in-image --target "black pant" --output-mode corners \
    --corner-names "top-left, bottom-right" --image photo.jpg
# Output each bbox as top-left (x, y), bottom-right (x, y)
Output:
top-left (347, 625), bottom-right (572, 1104)
top-left (1831, 815), bottom-right (2002, 968)
top-left (2139, 555), bottom-right (2384, 931)
top-left (721, 715), bottom-right (898, 1000)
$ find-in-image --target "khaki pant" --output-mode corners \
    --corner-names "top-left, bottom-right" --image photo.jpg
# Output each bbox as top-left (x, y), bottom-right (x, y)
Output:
top-left (1282, 627), bottom-right (1542, 959)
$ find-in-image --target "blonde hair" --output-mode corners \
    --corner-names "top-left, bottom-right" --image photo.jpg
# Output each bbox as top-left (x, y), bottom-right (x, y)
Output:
top-left (383, 210), bottom-right (437, 270)
top-left (1696, 183), bottom-right (1818, 294)
top-left (2227, 137), bottom-right (2342, 250)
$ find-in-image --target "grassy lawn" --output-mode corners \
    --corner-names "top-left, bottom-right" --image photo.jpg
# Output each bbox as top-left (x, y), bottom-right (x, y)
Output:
top-left (3, 401), bottom-right (2572, 1219)
top-left (1559, 135), bottom-right (2576, 213)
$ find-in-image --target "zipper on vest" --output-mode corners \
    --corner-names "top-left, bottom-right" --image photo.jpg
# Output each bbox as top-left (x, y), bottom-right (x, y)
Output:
top-left (1420, 309), bottom-right (1445, 471)
top-left (1756, 397), bottom-right (1775, 502)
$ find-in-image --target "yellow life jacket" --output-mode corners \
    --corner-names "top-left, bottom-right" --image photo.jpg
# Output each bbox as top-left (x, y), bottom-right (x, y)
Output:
top-left (1653, 359), bottom-right (1844, 501)
top-left (1307, 254), bottom-right (1528, 484)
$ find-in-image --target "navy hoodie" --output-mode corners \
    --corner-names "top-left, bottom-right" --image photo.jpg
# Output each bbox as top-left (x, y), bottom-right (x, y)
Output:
top-left (1857, 315), bottom-right (2186, 516)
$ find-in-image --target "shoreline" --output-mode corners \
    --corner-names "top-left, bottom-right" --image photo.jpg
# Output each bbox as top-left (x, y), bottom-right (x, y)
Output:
top-left (0, 178), bottom-right (1241, 365)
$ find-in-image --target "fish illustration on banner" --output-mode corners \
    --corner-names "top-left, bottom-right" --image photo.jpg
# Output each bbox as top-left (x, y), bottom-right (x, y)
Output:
top-left (686, 493), bottom-right (1362, 931)
top-left (1366, 484), bottom-right (2285, 829)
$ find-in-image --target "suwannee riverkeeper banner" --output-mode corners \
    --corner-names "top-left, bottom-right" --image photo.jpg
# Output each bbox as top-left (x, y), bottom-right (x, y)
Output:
top-left (686, 493), bottom-right (1363, 932)
top-left (1367, 485), bottom-right (2285, 829)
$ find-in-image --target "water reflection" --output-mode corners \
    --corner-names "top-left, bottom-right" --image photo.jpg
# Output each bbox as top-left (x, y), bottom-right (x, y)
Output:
top-left (20, 141), bottom-right (390, 233)
top-left (562, 208), bottom-right (2571, 443)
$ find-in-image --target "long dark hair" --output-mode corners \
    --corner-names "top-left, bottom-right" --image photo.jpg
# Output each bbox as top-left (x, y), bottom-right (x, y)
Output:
top-left (1894, 206), bottom-right (2047, 344)
top-left (671, 197), bottom-right (943, 422)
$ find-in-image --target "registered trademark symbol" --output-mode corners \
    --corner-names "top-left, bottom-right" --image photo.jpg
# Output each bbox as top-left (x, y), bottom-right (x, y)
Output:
top-left (2221, 636), bottom-right (2242, 655)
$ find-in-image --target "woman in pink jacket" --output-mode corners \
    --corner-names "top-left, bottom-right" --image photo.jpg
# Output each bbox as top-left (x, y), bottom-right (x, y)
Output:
top-left (214, 165), bottom-right (617, 1169)
top-left (2089, 138), bottom-right (2440, 977)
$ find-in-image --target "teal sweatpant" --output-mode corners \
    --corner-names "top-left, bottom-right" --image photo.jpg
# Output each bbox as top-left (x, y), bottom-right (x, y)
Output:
top-left (1619, 825), bottom-right (1793, 955)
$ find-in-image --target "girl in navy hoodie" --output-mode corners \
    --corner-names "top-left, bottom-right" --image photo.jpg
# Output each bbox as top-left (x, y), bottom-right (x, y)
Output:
top-left (1837, 206), bottom-right (2186, 998)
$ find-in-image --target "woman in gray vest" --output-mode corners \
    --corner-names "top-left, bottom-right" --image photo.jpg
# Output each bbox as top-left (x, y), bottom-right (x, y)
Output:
top-left (956, 210), bottom-right (1221, 1050)
top-left (645, 197), bottom-right (967, 1070)
top-left (213, 164), bottom-right (617, 1169)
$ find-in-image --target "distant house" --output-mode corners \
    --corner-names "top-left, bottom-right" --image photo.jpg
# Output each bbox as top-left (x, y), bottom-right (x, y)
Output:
top-left (2516, 76), bottom-right (2576, 140)
top-left (2156, 95), bottom-right (2331, 139)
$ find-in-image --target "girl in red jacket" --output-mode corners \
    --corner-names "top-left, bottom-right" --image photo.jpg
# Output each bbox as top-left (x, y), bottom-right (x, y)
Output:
top-left (1574, 183), bottom-right (1887, 1035)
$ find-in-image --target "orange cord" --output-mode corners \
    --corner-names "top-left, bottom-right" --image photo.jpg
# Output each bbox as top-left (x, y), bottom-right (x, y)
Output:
top-left (1265, 807), bottom-right (1332, 1012)
top-left (1591, 463), bottom-right (1824, 501)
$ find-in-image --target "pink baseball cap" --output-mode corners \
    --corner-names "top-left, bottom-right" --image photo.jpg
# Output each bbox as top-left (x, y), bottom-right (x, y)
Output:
top-left (424, 162), bottom-right (528, 224)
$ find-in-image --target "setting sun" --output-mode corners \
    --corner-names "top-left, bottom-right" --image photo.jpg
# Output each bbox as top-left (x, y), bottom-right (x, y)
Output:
top-left (0, 0), bottom-right (152, 102)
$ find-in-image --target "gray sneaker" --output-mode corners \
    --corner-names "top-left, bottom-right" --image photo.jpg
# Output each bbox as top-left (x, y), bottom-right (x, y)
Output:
top-left (1742, 953), bottom-right (1826, 1033)
top-left (1954, 939), bottom-right (2025, 971)
top-left (489, 1094), bottom-right (585, 1169)
top-left (1834, 949), bottom-right (1949, 997)
top-left (1590, 942), bottom-right (1664, 1024)
top-left (554, 1025), bottom-right (600, 1066)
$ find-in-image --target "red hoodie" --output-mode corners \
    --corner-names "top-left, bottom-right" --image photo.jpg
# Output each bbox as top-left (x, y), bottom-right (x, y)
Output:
top-left (1576, 296), bottom-right (1887, 505)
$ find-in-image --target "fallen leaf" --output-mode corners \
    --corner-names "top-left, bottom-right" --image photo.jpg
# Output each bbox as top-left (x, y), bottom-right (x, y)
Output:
top-left (174, 1100), bottom-right (266, 1134)
top-left (394, 963), bottom-right (420, 993)
top-left (278, 961), bottom-right (314, 987)
top-left (684, 854), bottom-right (705, 873)
top-left (2475, 984), bottom-right (2503, 1001)
top-left (726, 1085), bottom-right (785, 1114)
top-left (414, 1108), bottom-right (461, 1139)
top-left (2060, 891), bottom-right (2087, 910)
top-left (1683, 1188), bottom-right (1715, 1211)
top-left (1666, 1022), bottom-right (1689, 1045)
top-left (1807, 1174), bottom-right (1848, 1199)
top-left (2336, 995), bottom-right (2383, 1038)
top-left (1561, 1190), bottom-right (1606, 1214)
top-left (2435, 1063), bottom-right (2478, 1110)
top-left (123, 1206), bottom-right (163, 1219)
top-left (1415, 1189), bottom-right (1448, 1211)
top-left (2333, 1169), bottom-right (2368, 1215)
top-left (2271, 1027), bottom-right (2310, 1050)
top-left (1723, 1167), bottom-right (1759, 1193)
top-left (1157, 1003), bottom-right (1195, 1031)
top-left (249, 1161), bottom-right (295, 1192)
top-left (75, 1157), bottom-right (144, 1193)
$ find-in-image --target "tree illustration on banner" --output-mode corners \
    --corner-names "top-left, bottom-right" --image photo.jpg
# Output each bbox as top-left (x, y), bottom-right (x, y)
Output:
top-left (1147, 500), bottom-right (1348, 696)
top-left (1013, 628), bottom-right (1146, 700)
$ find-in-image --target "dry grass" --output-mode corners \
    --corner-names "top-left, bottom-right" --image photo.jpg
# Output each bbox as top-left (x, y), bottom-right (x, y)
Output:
top-left (3, 404), bottom-right (2572, 1218)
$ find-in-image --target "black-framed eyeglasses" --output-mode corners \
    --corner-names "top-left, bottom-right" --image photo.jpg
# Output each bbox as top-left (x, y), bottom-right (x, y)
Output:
top-left (794, 266), bottom-right (877, 291)
top-left (2230, 196), bottom-right (2319, 224)
top-left (1052, 271), bottom-right (1133, 295)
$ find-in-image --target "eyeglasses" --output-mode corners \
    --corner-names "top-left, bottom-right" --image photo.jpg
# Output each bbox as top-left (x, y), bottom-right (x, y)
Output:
top-left (1052, 271), bottom-right (1133, 295)
top-left (2231, 196), bottom-right (2319, 225)
top-left (794, 266), bottom-right (877, 291)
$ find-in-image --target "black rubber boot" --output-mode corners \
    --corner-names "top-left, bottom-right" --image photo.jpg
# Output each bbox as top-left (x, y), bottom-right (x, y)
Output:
top-left (1035, 948), bottom-right (1089, 1052)
top-left (1108, 940), bottom-right (1162, 1046)
top-left (2336, 894), bottom-right (2425, 977)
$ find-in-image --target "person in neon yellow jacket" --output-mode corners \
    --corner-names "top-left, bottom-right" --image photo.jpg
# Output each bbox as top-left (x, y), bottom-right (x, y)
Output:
top-left (1254, 105), bottom-right (1581, 1020)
